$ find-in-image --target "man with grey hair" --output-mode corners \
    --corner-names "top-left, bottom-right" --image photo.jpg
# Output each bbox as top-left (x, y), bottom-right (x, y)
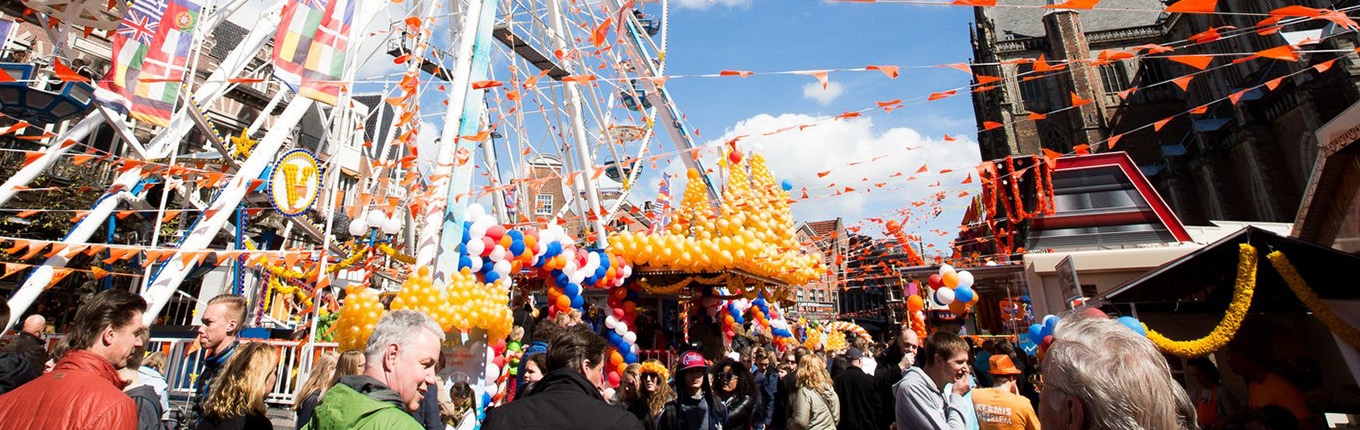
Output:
top-left (306, 310), bottom-right (444, 430)
top-left (1039, 315), bottom-right (1197, 430)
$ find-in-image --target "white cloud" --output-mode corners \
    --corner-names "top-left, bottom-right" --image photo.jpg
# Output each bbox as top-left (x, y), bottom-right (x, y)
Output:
top-left (801, 81), bottom-right (844, 106)
top-left (675, 0), bottom-right (753, 9)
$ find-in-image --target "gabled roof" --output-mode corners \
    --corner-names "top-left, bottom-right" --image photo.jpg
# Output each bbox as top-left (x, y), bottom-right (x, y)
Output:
top-left (804, 219), bottom-right (840, 238)
top-left (1028, 152), bottom-right (1192, 251)
top-left (1095, 226), bottom-right (1360, 313)
top-left (983, 0), bottom-right (1168, 41)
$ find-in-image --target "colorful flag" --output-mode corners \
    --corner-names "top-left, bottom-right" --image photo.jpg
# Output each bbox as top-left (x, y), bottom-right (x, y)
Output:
top-left (649, 175), bottom-right (671, 233)
top-left (0, 19), bottom-right (16, 53)
top-left (273, 0), bottom-right (355, 106)
top-left (102, 0), bottom-right (202, 127)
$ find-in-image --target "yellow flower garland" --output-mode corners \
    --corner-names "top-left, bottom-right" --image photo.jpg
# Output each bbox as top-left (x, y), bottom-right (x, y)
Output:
top-left (377, 243), bottom-right (416, 264)
top-left (1144, 243), bottom-right (1257, 358)
top-left (639, 360), bottom-right (670, 381)
top-left (1267, 250), bottom-right (1360, 351)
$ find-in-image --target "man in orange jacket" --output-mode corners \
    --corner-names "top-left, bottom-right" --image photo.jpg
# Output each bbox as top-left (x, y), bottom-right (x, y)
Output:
top-left (0, 289), bottom-right (147, 429)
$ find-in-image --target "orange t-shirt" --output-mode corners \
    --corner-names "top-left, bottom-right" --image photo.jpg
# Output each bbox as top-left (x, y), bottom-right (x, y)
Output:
top-left (972, 388), bottom-right (1041, 430)
top-left (1249, 373), bottom-right (1312, 421)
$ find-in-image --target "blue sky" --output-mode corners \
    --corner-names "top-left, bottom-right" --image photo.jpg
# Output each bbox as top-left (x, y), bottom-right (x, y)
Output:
top-left (228, 0), bottom-right (986, 253)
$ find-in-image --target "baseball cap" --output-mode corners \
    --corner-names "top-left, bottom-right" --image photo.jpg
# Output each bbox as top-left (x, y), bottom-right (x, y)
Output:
top-left (989, 354), bottom-right (1022, 376)
top-left (678, 350), bottom-right (708, 372)
top-left (846, 347), bottom-right (863, 360)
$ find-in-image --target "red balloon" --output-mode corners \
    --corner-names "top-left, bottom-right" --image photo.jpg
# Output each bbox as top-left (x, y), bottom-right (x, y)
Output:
top-left (485, 225), bottom-right (506, 241)
top-left (1040, 335), bottom-right (1055, 351)
top-left (481, 237), bottom-right (496, 256)
top-left (613, 309), bottom-right (626, 320)
top-left (927, 274), bottom-right (943, 288)
top-left (608, 371), bottom-right (621, 387)
top-left (729, 149), bottom-right (743, 164)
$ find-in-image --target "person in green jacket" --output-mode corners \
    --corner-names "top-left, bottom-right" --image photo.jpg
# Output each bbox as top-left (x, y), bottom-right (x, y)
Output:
top-left (305, 310), bottom-right (444, 430)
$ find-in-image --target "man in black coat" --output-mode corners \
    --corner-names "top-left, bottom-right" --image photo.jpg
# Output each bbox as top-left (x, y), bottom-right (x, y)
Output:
top-left (1, 315), bottom-right (48, 373)
top-left (483, 324), bottom-right (644, 430)
top-left (770, 347), bottom-right (808, 430)
top-left (834, 348), bottom-right (880, 430)
top-left (874, 326), bottom-right (918, 430)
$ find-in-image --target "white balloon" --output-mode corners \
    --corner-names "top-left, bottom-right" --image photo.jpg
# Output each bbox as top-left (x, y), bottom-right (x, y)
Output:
top-left (485, 362), bottom-right (501, 383)
top-left (535, 242), bottom-right (548, 257)
top-left (630, 344), bottom-right (640, 355)
top-left (469, 222), bottom-right (488, 239)
top-left (489, 245), bottom-right (507, 262)
top-left (939, 264), bottom-right (956, 276)
top-left (613, 278), bottom-right (625, 287)
top-left (624, 332), bottom-right (637, 344)
top-left (935, 287), bottom-right (956, 305)
top-left (958, 271), bottom-right (975, 289)
top-left (614, 323), bottom-right (627, 335)
top-left (466, 238), bottom-right (486, 256)
top-left (570, 270), bottom-right (587, 285)
top-left (467, 204), bottom-right (486, 221)
top-left (605, 316), bottom-right (618, 329)
top-left (348, 219), bottom-right (368, 236)
top-left (366, 210), bottom-right (387, 228)
top-left (381, 216), bottom-right (402, 235)
top-left (494, 260), bottom-right (512, 277)
top-left (468, 257), bottom-right (483, 272)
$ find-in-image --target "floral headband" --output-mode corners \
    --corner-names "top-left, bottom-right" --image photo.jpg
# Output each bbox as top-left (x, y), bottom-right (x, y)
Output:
top-left (639, 360), bottom-right (670, 381)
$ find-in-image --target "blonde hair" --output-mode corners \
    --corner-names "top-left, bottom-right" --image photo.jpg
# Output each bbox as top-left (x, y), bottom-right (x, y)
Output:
top-left (293, 352), bottom-right (338, 411)
top-left (144, 351), bottom-right (167, 373)
top-left (796, 353), bottom-right (832, 392)
top-left (203, 342), bottom-right (278, 420)
top-left (639, 360), bottom-right (672, 417)
top-left (332, 350), bottom-right (364, 386)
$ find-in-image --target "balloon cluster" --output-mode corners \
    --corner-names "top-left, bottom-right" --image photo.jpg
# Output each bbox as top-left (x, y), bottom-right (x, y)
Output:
top-left (609, 153), bottom-right (825, 286)
top-left (769, 318), bottom-right (796, 349)
top-left (456, 204), bottom-right (540, 285)
top-left (824, 330), bottom-right (848, 352)
top-left (446, 269), bottom-right (514, 341)
top-left (720, 301), bottom-right (746, 342)
top-left (802, 327), bottom-right (824, 351)
top-left (749, 298), bottom-right (773, 335)
top-left (390, 266), bottom-right (458, 332)
top-left (602, 285), bottom-right (643, 387)
top-left (541, 246), bottom-right (632, 316)
top-left (928, 264), bottom-right (980, 315)
top-left (333, 285), bottom-right (384, 351)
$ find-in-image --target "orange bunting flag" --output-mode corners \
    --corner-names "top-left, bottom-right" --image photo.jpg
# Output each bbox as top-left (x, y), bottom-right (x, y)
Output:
top-left (2, 263), bottom-right (24, 279)
top-left (719, 70), bottom-right (754, 78)
top-left (1044, 0), bottom-right (1099, 9)
top-left (52, 62), bottom-right (90, 83)
top-left (807, 71), bottom-right (830, 89)
top-left (21, 151), bottom-right (43, 168)
top-left (1095, 49), bottom-right (1136, 65)
top-left (1028, 112), bottom-right (1047, 121)
top-left (16, 209), bottom-right (38, 219)
top-left (562, 75), bottom-right (596, 84)
top-left (1189, 27), bottom-right (1227, 44)
top-left (835, 111), bottom-right (862, 120)
top-left (916, 165), bottom-right (929, 173)
top-left (1314, 59), bottom-right (1338, 73)
top-left (459, 130), bottom-right (492, 142)
top-left (1269, 5), bottom-right (1323, 17)
top-left (46, 268), bottom-right (73, 289)
top-left (1172, 75), bottom-right (1195, 91)
top-left (1132, 44), bottom-right (1175, 54)
top-left (983, 121), bottom-right (1003, 131)
top-left (973, 85), bottom-right (998, 93)
top-left (1265, 76), bottom-right (1286, 91)
top-left (865, 65), bottom-right (900, 79)
top-left (943, 134), bottom-right (957, 141)
top-left (1107, 134), bottom-right (1123, 149)
top-left (1153, 117), bottom-right (1173, 131)
top-left (1074, 144), bottom-right (1091, 155)
top-left (1032, 55), bottom-right (1065, 72)
top-left (1117, 87), bottom-right (1138, 100)
top-left (1041, 148), bottom-right (1063, 167)
top-left (1228, 90), bottom-right (1247, 104)
top-left (961, 175), bottom-right (973, 184)
top-left (1164, 0), bottom-right (1216, 14)
top-left (471, 80), bottom-right (503, 89)
top-left (877, 100), bottom-right (903, 112)
top-left (975, 75), bottom-right (1001, 85)
top-left (1257, 45), bottom-right (1299, 62)
top-left (91, 266), bottom-right (109, 280)
top-left (1071, 91), bottom-right (1092, 107)
top-left (817, 171), bottom-right (832, 178)
top-left (1189, 105), bottom-right (1209, 114)
top-left (1167, 55), bottom-right (1213, 70)
top-left (941, 63), bottom-right (973, 74)
top-left (0, 121), bottom-right (29, 136)
top-left (591, 17), bottom-right (613, 47)
top-left (70, 211), bottom-right (88, 223)
top-left (928, 90), bottom-right (957, 101)
top-left (951, 0), bottom-right (996, 5)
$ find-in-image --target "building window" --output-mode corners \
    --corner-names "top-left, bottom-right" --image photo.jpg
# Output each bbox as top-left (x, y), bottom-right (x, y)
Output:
top-left (1017, 63), bottom-right (1046, 111)
top-left (1099, 62), bottom-right (1131, 94)
top-left (338, 174), bottom-right (358, 208)
top-left (534, 193), bottom-right (554, 216)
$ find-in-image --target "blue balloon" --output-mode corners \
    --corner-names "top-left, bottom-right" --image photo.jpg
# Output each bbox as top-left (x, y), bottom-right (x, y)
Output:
top-left (483, 271), bottom-right (500, 284)
top-left (781, 180), bottom-right (793, 191)
top-left (509, 241), bottom-right (526, 256)
top-left (1027, 324), bottom-right (1044, 345)
top-left (570, 294), bottom-right (584, 308)
top-left (554, 273), bottom-right (570, 287)
top-left (507, 229), bottom-right (524, 242)
top-left (457, 255), bottom-right (472, 271)
top-left (1117, 316), bottom-right (1147, 336)
top-left (545, 242), bottom-right (562, 258)
top-left (584, 276), bottom-right (598, 286)
top-left (479, 260), bottom-right (495, 273)
top-left (564, 283), bottom-right (581, 297)
top-left (625, 352), bottom-right (638, 363)
top-left (954, 286), bottom-right (975, 304)
top-left (1039, 322), bottom-right (1056, 339)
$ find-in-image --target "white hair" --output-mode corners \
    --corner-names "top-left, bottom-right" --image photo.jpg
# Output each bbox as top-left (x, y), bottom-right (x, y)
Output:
top-left (1044, 316), bottom-right (1196, 430)
top-left (364, 310), bottom-right (444, 364)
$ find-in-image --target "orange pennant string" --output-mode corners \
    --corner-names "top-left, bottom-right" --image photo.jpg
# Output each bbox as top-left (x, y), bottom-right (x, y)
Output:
top-left (1166, 55), bottom-right (1213, 70)
top-left (1164, 0), bottom-right (1216, 14)
top-left (1028, 112), bottom-right (1047, 121)
top-left (1256, 45), bottom-right (1299, 62)
top-left (719, 70), bottom-right (754, 78)
top-left (1172, 75), bottom-right (1195, 91)
top-left (1107, 134), bottom-right (1123, 149)
top-left (1153, 117), bottom-right (1173, 131)
top-left (983, 121), bottom-right (1003, 131)
top-left (865, 65), bottom-right (900, 79)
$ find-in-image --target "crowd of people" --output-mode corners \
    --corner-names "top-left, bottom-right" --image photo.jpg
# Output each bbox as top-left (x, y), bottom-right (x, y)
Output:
top-left (0, 289), bottom-right (1338, 430)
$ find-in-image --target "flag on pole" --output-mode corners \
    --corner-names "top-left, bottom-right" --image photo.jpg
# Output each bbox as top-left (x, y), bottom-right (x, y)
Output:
top-left (273, 0), bottom-right (355, 106)
top-left (102, 0), bottom-right (203, 127)
top-left (649, 175), bottom-right (671, 233)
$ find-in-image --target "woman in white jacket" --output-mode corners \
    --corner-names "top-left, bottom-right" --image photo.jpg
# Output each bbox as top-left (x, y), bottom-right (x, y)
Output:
top-left (789, 354), bottom-right (839, 430)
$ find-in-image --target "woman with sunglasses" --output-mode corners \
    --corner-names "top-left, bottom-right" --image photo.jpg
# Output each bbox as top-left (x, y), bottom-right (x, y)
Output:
top-left (638, 360), bottom-right (673, 424)
top-left (713, 359), bottom-right (758, 430)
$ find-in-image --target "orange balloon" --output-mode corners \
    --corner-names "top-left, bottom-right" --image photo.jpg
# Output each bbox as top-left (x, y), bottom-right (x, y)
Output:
top-left (942, 271), bottom-right (960, 288)
top-left (555, 295), bottom-right (571, 310)
top-left (948, 300), bottom-right (968, 315)
top-left (906, 295), bottom-right (925, 312)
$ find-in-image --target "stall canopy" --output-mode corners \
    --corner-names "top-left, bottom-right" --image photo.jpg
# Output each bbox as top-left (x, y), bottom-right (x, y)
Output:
top-left (1094, 226), bottom-right (1360, 314)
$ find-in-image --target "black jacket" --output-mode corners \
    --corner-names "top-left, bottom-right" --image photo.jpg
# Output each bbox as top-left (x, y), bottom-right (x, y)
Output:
top-left (484, 369), bottom-right (645, 430)
top-left (416, 382), bottom-right (442, 430)
top-left (873, 347), bottom-right (906, 430)
top-left (660, 393), bottom-right (728, 430)
top-left (721, 393), bottom-right (756, 430)
top-left (833, 367), bottom-right (879, 430)
top-left (198, 410), bottom-right (274, 430)
top-left (0, 332), bottom-right (46, 375)
top-left (0, 352), bottom-right (38, 396)
top-left (127, 384), bottom-right (164, 430)
top-left (771, 372), bottom-right (797, 430)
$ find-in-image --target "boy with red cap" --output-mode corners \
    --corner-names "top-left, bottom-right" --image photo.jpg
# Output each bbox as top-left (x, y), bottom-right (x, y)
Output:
top-left (659, 350), bottom-right (728, 430)
top-left (971, 355), bottom-right (1039, 430)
